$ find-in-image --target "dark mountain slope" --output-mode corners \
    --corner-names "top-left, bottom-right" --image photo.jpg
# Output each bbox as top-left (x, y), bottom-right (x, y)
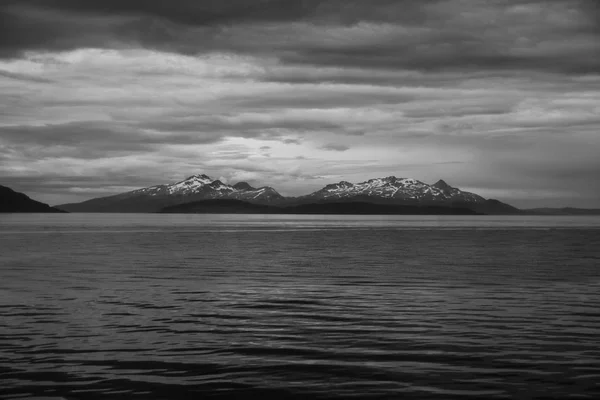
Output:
top-left (158, 199), bottom-right (480, 215)
top-left (56, 174), bottom-right (284, 212)
top-left (0, 185), bottom-right (66, 213)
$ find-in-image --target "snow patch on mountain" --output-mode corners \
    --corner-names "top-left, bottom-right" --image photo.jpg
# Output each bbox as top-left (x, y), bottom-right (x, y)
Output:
top-left (167, 174), bottom-right (213, 195)
top-left (124, 174), bottom-right (283, 203)
top-left (303, 176), bottom-right (484, 203)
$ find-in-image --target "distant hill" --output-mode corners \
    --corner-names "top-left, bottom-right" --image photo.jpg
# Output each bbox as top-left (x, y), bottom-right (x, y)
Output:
top-left (158, 199), bottom-right (480, 215)
top-left (524, 207), bottom-right (600, 216)
top-left (57, 173), bottom-right (519, 214)
top-left (0, 185), bottom-right (66, 213)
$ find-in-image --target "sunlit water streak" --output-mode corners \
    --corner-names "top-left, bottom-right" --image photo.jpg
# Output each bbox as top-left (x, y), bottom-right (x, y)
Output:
top-left (1, 214), bottom-right (600, 399)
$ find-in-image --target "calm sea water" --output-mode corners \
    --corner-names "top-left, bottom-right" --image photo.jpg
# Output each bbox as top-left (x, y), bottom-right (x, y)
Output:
top-left (1, 214), bottom-right (600, 399)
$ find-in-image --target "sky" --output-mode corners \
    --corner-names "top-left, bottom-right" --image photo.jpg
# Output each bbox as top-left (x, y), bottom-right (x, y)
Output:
top-left (1, 0), bottom-right (599, 208)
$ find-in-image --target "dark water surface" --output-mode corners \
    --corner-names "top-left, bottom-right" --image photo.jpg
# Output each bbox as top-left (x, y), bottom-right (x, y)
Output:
top-left (1, 214), bottom-right (600, 399)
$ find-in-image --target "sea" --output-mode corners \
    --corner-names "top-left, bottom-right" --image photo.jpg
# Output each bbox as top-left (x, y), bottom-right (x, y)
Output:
top-left (1, 214), bottom-right (600, 399)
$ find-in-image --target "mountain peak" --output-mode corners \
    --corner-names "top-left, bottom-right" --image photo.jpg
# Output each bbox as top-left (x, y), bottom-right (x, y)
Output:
top-left (185, 174), bottom-right (212, 181)
top-left (433, 179), bottom-right (452, 190)
top-left (365, 176), bottom-right (420, 186)
top-left (257, 186), bottom-right (279, 193)
top-left (233, 182), bottom-right (255, 191)
top-left (336, 181), bottom-right (354, 188)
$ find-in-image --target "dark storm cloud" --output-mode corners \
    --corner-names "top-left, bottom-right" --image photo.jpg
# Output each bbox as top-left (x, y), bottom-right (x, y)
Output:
top-left (0, 0), bottom-right (325, 57)
top-left (2, 0), bottom-right (598, 76)
top-left (0, 121), bottom-right (225, 154)
top-left (0, 0), bottom-right (433, 28)
top-left (0, 4), bottom-right (126, 58)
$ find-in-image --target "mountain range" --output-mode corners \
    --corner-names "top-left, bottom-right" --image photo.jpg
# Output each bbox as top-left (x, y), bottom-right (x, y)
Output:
top-left (3, 176), bottom-right (598, 215)
top-left (56, 174), bottom-right (284, 213)
top-left (55, 174), bottom-right (519, 214)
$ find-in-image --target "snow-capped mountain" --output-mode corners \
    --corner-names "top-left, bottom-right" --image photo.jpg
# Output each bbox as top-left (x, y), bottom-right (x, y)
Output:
top-left (56, 174), bottom-right (284, 213)
top-left (299, 176), bottom-right (485, 204)
top-left (56, 173), bottom-right (519, 214)
top-left (128, 174), bottom-right (282, 202)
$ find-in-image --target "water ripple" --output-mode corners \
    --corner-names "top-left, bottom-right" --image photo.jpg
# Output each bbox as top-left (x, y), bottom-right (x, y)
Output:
top-left (1, 215), bottom-right (600, 399)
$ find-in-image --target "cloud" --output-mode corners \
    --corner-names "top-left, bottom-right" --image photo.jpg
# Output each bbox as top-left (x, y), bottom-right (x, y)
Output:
top-left (0, 69), bottom-right (54, 83)
top-left (1, 0), bottom-right (598, 77)
top-left (1, 1), bottom-right (599, 207)
top-left (0, 121), bottom-right (226, 157)
top-left (282, 138), bottom-right (301, 145)
top-left (320, 143), bottom-right (350, 152)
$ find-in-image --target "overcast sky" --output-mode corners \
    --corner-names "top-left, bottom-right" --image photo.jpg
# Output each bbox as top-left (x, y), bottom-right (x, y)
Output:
top-left (1, 0), bottom-right (599, 208)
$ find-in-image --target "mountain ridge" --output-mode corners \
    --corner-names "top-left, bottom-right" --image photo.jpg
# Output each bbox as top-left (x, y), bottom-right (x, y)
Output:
top-left (1, 185), bottom-right (66, 213)
top-left (56, 173), bottom-right (519, 214)
top-left (56, 174), bottom-right (285, 213)
top-left (297, 176), bottom-right (484, 204)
